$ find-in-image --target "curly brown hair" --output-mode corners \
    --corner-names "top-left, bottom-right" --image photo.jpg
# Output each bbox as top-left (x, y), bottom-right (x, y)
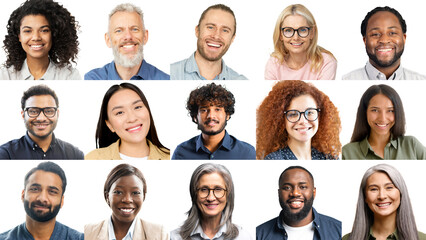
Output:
top-left (3, 0), bottom-right (79, 71)
top-left (256, 80), bottom-right (341, 159)
top-left (186, 83), bottom-right (235, 123)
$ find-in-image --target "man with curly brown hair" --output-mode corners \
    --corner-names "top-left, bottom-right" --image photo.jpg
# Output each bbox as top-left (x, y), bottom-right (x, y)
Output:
top-left (172, 83), bottom-right (255, 159)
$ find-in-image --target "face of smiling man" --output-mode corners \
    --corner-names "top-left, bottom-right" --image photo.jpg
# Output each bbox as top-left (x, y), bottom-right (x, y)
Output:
top-left (105, 11), bottom-right (148, 68)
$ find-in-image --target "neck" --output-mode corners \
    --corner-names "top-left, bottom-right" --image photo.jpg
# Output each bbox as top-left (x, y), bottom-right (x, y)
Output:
top-left (201, 214), bottom-right (222, 239)
top-left (119, 138), bottom-right (150, 158)
top-left (287, 139), bottom-right (312, 160)
top-left (29, 132), bottom-right (53, 152)
top-left (372, 213), bottom-right (397, 239)
top-left (111, 216), bottom-right (132, 240)
top-left (286, 53), bottom-right (308, 70)
top-left (26, 56), bottom-right (50, 80)
top-left (371, 59), bottom-right (400, 79)
top-left (201, 130), bottom-right (225, 152)
top-left (194, 51), bottom-right (222, 80)
top-left (25, 216), bottom-right (56, 240)
top-left (368, 131), bottom-right (391, 158)
top-left (115, 61), bottom-right (142, 80)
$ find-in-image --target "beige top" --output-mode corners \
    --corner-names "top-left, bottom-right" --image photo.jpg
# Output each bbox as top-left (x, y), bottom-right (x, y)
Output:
top-left (85, 139), bottom-right (170, 160)
top-left (84, 217), bottom-right (169, 240)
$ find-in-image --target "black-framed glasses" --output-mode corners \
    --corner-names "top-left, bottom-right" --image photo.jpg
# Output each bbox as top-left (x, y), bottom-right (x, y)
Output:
top-left (281, 27), bottom-right (311, 38)
top-left (197, 187), bottom-right (227, 199)
top-left (284, 108), bottom-right (320, 123)
top-left (24, 107), bottom-right (57, 118)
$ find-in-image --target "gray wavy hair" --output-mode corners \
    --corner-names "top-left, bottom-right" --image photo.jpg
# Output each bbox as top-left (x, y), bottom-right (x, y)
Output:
top-left (348, 164), bottom-right (419, 240)
top-left (179, 163), bottom-right (239, 240)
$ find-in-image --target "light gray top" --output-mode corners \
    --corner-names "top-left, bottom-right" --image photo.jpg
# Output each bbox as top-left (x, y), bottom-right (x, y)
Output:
top-left (1, 59), bottom-right (81, 80)
top-left (342, 61), bottom-right (426, 80)
top-left (170, 223), bottom-right (252, 240)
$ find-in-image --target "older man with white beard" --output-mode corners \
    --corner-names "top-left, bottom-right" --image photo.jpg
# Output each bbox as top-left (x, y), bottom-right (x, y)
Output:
top-left (85, 3), bottom-right (169, 80)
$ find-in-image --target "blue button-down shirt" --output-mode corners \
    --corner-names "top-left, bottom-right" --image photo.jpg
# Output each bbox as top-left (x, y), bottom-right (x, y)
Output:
top-left (172, 131), bottom-right (255, 160)
top-left (256, 208), bottom-right (342, 240)
top-left (84, 59), bottom-right (169, 80)
top-left (0, 132), bottom-right (84, 160)
top-left (170, 53), bottom-right (247, 80)
top-left (0, 222), bottom-right (84, 240)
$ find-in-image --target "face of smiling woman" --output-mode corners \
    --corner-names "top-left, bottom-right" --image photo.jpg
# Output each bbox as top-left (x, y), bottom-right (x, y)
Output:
top-left (367, 94), bottom-right (395, 140)
top-left (19, 14), bottom-right (52, 61)
top-left (196, 172), bottom-right (227, 221)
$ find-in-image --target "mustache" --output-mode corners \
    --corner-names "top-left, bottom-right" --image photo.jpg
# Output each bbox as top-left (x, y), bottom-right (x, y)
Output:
top-left (204, 119), bottom-right (219, 125)
top-left (31, 120), bottom-right (53, 124)
top-left (31, 200), bottom-right (51, 209)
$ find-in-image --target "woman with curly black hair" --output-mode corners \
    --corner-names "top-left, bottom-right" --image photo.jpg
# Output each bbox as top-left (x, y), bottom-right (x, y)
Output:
top-left (1, 0), bottom-right (80, 80)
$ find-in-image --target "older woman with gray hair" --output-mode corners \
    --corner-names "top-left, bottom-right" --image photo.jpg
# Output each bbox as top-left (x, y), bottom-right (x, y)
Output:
top-left (343, 164), bottom-right (426, 240)
top-left (171, 163), bottom-right (252, 240)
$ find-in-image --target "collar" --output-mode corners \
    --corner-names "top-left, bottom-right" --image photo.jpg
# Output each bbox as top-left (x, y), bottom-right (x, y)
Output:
top-left (365, 61), bottom-right (403, 80)
top-left (108, 216), bottom-right (136, 240)
top-left (195, 130), bottom-right (231, 152)
top-left (368, 227), bottom-right (398, 240)
top-left (190, 220), bottom-right (227, 239)
top-left (25, 131), bottom-right (56, 149)
top-left (185, 52), bottom-right (229, 80)
top-left (20, 58), bottom-right (56, 80)
top-left (359, 136), bottom-right (398, 157)
top-left (277, 208), bottom-right (320, 232)
top-left (111, 59), bottom-right (149, 80)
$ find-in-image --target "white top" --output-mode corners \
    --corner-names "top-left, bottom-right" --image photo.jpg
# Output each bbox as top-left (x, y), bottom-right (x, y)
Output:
top-left (0, 59), bottom-right (81, 80)
top-left (108, 216), bottom-right (136, 240)
top-left (283, 221), bottom-right (315, 240)
top-left (342, 61), bottom-right (426, 80)
top-left (171, 223), bottom-right (252, 240)
top-left (119, 153), bottom-right (148, 160)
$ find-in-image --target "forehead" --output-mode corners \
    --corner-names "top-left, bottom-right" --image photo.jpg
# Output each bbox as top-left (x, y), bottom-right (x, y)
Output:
top-left (108, 89), bottom-right (142, 107)
top-left (109, 11), bottom-right (143, 29)
top-left (288, 94), bottom-right (317, 109)
top-left (282, 14), bottom-right (308, 27)
top-left (201, 9), bottom-right (235, 30)
top-left (368, 94), bottom-right (393, 107)
top-left (26, 170), bottom-right (63, 191)
top-left (367, 11), bottom-right (401, 30)
top-left (280, 168), bottom-right (313, 185)
top-left (111, 175), bottom-right (144, 189)
top-left (21, 14), bottom-right (49, 27)
top-left (25, 94), bottom-right (57, 108)
top-left (366, 171), bottom-right (393, 185)
top-left (198, 172), bottom-right (226, 187)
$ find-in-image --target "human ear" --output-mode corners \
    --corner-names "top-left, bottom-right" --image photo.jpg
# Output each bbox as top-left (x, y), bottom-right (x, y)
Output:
top-left (105, 33), bottom-right (111, 48)
top-left (106, 120), bottom-right (115, 133)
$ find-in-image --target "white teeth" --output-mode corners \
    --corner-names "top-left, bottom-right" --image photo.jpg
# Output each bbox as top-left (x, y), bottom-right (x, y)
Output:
top-left (122, 45), bottom-right (134, 48)
top-left (378, 48), bottom-right (392, 52)
top-left (207, 43), bottom-right (220, 47)
top-left (291, 43), bottom-right (302, 46)
top-left (31, 45), bottom-right (42, 48)
top-left (376, 124), bottom-right (387, 127)
top-left (127, 125), bottom-right (141, 131)
top-left (121, 208), bottom-right (133, 212)
top-left (377, 203), bottom-right (390, 207)
top-left (292, 201), bottom-right (301, 204)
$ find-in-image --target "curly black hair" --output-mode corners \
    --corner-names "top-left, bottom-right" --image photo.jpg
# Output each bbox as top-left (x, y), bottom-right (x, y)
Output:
top-left (3, 0), bottom-right (79, 71)
top-left (186, 83), bottom-right (235, 123)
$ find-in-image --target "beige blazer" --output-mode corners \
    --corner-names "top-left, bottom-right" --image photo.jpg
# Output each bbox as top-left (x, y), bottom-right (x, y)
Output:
top-left (84, 218), bottom-right (169, 240)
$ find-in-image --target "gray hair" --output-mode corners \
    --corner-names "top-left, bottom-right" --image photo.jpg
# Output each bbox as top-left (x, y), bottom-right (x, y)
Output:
top-left (108, 3), bottom-right (145, 31)
top-left (179, 163), bottom-right (239, 240)
top-left (348, 164), bottom-right (419, 240)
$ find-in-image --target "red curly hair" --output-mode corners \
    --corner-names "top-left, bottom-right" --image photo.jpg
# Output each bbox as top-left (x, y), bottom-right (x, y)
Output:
top-left (256, 80), bottom-right (341, 159)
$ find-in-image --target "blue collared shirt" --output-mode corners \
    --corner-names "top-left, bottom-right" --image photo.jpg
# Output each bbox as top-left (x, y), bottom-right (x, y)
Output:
top-left (0, 222), bottom-right (83, 240)
top-left (264, 146), bottom-right (337, 160)
top-left (0, 132), bottom-right (84, 160)
top-left (170, 53), bottom-right (247, 80)
top-left (171, 131), bottom-right (255, 160)
top-left (84, 59), bottom-right (169, 80)
top-left (256, 208), bottom-right (342, 240)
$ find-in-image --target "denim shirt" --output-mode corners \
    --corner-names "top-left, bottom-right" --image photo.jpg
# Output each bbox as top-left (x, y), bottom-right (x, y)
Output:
top-left (256, 208), bottom-right (341, 240)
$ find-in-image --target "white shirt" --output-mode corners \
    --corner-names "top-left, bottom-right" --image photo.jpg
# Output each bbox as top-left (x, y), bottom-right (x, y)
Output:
top-left (170, 223), bottom-right (252, 240)
top-left (283, 221), bottom-right (315, 240)
top-left (342, 61), bottom-right (426, 80)
top-left (108, 216), bottom-right (136, 240)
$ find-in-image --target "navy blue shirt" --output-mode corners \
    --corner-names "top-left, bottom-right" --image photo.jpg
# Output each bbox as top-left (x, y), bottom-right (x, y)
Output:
top-left (84, 59), bottom-right (169, 80)
top-left (0, 222), bottom-right (83, 240)
top-left (172, 131), bottom-right (255, 160)
top-left (256, 208), bottom-right (341, 240)
top-left (265, 146), bottom-right (337, 160)
top-left (0, 133), bottom-right (84, 160)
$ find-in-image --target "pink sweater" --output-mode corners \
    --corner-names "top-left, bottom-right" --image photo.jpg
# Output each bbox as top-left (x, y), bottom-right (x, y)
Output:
top-left (264, 52), bottom-right (337, 80)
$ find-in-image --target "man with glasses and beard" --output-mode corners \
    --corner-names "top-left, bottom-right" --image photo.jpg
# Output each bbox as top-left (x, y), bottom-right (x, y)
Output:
top-left (0, 85), bottom-right (83, 159)
top-left (172, 83), bottom-right (255, 159)
top-left (0, 161), bottom-right (83, 240)
top-left (84, 3), bottom-right (169, 80)
top-left (257, 166), bottom-right (341, 240)
top-left (343, 6), bottom-right (426, 80)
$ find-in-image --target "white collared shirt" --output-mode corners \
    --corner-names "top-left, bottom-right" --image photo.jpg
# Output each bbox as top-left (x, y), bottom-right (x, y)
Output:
top-left (342, 61), bottom-right (426, 80)
top-left (108, 216), bottom-right (136, 240)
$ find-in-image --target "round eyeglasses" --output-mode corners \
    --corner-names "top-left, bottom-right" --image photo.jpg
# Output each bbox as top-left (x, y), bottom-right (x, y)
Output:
top-left (197, 187), bottom-right (227, 199)
top-left (25, 107), bottom-right (58, 118)
top-left (284, 108), bottom-right (320, 123)
top-left (281, 27), bottom-right (311, 38)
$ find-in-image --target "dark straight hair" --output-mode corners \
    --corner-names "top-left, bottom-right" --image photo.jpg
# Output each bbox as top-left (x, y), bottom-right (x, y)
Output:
top-left (95, 83), bottom-right (169, 153)
top-left (350, 84), bottom-right (405, 142)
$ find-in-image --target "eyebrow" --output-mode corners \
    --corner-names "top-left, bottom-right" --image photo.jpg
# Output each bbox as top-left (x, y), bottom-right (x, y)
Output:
top-left (21, 25), bottom-right (50, 30)
top-left (111, 99), bottom-right (143, 111)
top-left (367, 182), bottom-right (394, 188)
top-left (368, 26), bottom-right (400, 32)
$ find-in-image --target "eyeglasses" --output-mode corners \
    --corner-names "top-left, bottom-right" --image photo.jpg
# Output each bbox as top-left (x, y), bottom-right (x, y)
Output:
top-left (281, 27), bottom-right (311, 38)
top-left (284, 108), bottom-right (320, 123)
top-left (197, 187), bottom-right (227, 199)
top-left (24, 107), bottom-right (57, 118)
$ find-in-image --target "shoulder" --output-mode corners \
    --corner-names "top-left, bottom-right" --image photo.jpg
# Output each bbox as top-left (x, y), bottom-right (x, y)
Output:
top-left (316, 211), bottom-right (341, 226)
top-left (170, 57), bottom-right (190, 80)
top-left (321, 52), bottom-right (337, 65)
top-left (54, 138), bottom-right (84, 159)
top-left (85, 141), bottom-right (119, 160)
top-left (266, 56), bottom-right (281, 66)
top-left (140, 219), bottom-right (169, 240)
top-left (228, 134), bottom-right (256, 159)
top-left (222, 64), bottom-right (247, 80)
top-left (147, 140), bottom-right (170, 160)
top-left (342, 67), bottom-right (367, 80)
top-left (401, 68), bottom-right (426, 79)
top-left (51, 63), bottom-right (81, 80)
top-left (84, 220), bottom-right (106, 239)
top-left (55, 222), bottom-right (83, 240)
top-left (256, 216), bottom-right (279, 238)
top-left (235, 225), bottom-right (253, 239)
top-left (0, 224), bottom-right (24, 239)
top-left (342, 141), bottom-right (365, 160)
top-left (418, 231), bottom-right (426, 240)
top-left (170, 227), bottom-right (182, 240)
top-left (342, 233), bottom-right (350, 240)
top-left (264, 149), bottom-right (284, 160)
top-left (84, 62), bottom-right (113, 80)
top-left (0, 66), bottom-right (13, 80)
top-left (0, 137), bottom-right (25, 159)
top-left (142, 60), bottom-right (170, 80)
top-left (171, 136), bottom-right (198, 159)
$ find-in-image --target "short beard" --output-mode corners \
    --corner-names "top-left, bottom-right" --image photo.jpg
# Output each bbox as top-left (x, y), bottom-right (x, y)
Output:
top-left (280, 195), bottom-right (314, 225)
top-left (24, 199), bottom-right (61, 222)
top-left (198, 119), bottom-right (227, 136)
top-left (26, 120), bottom-right (56, 139)
top-left (367, 47), bottom-right (404, 68)
top-left (196, 38), bottom-right (229, 62)
top-left (112, 43), bottom-right (144, 68)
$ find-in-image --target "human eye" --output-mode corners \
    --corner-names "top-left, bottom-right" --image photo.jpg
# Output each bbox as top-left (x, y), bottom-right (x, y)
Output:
top-left (299, 27), bottom-right (308, 33)
top-left (199, 108), bottom-right (207, 113)
top-left (135, 105), bottom-right (143, 110)
top-left (115, 29), bottom-right (122, 33)
top-left (281, 185), bottom-right (291, 191)
top-left (28, 108), bottom-right (39, 115)
top-left (132, 191), bottom-right (141, 195)
top-left (113, 190), bottom-right (122, 195)
top-left (49, 189), bottom-right (59, 195)
top-left (287, 111), bottom-right (299, 118)
top-left (29, 186), bottom-right (40, 192)
top-left (300, 185), bottom-right (308, 190)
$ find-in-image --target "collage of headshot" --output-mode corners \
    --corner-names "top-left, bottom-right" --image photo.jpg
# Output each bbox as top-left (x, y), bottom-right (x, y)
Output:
top-left (0, 0), bottom-right (425, 239)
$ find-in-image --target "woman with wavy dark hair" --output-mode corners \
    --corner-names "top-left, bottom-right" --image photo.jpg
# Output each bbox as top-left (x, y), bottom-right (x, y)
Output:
top-left (342, 84), bottom-right (426, 159)
top-left (171, 163), bottom-right (252, 240)
top-left (85, 83), bottom-right (170, 160)
top-left (256, 80), bottom-right (341, 159)
top-left (1, 0), bottom-right (80, 80)
top-left (342, 164), bottom-right (426, 240)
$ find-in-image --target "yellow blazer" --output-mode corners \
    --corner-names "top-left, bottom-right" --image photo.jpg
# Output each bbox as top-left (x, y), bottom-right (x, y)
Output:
top-left (85, 139), bottom-right (170, 160)
top-left (84, 218), bottom-right (169, 240)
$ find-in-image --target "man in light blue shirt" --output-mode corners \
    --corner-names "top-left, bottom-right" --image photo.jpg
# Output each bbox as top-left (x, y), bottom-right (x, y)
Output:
top-left (170, 4), bottom-right (246, 80)
top-left (85, 3), bottom-right (169, 80)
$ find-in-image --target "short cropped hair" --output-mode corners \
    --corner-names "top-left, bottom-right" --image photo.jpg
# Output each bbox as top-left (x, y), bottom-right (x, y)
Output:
top-left (186, 83), bottom-right (235, 123)
top-left (198, 4), bottom-right (236, 36)
top-left (361, 6), bottom-right (407, 37)
top-left (21, 84), bottom-right (59, 110)
top-left (109, 3), bottom-right (145, 30)
top-left (24, 161), bottom-right (67, 194)
top-left (278, 166), bottom-right (315, 187)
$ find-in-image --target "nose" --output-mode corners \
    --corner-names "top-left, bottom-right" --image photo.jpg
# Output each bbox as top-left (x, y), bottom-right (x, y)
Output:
top-left (122, 192), bottom-right (133, 203)
top-left (127, 110), bottom-right (138, 123)
top-left (36, 111), bottom-right (48, 121)
top-left (207, 110), bottom-right (216, 119)
top-left (36, 189), bottom-right (49, 203)
top-left (378, 33), bottom-right (391, 43)
top-left (123, 28), bottom-right (133, 41)
top-left (31, 31), bottom-right (41, 41)
top-left (206, 190), bottom-right (217, 201)
top-left (290, 187), bottom-right (302, 197)
top-left (378, 189), bottom-right (387, 200)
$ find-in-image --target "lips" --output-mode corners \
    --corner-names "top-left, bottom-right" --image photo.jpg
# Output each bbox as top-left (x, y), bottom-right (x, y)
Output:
top-left (287, 198), bottom-right (304, 209)
top-left (126, 124), bottom-right (142, 133)
top-left (205, 119), bottom-right (219, 127)
top-left (120, 42), bottom-right (138, 52)
top-left (376, 202), bottom-right (391, 208)
top-left (206, 39), bottom-right (223, 49)
top-left (294, 126), bottom-right (312, 133)
top-left (290, 42), bottom-right (303, 46)
top-left (119, 207), bottom-right (135, 215)
top-left (205, 203), bottom-right (219, 210)
top-left (374, 122), bottom-right (390, 130)
top-left (29, 44), bottom-right (45, 50)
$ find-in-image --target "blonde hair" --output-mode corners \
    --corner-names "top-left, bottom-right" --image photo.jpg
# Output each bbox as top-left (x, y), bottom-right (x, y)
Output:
top-left (271, 4), bottom-right (335, 73)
